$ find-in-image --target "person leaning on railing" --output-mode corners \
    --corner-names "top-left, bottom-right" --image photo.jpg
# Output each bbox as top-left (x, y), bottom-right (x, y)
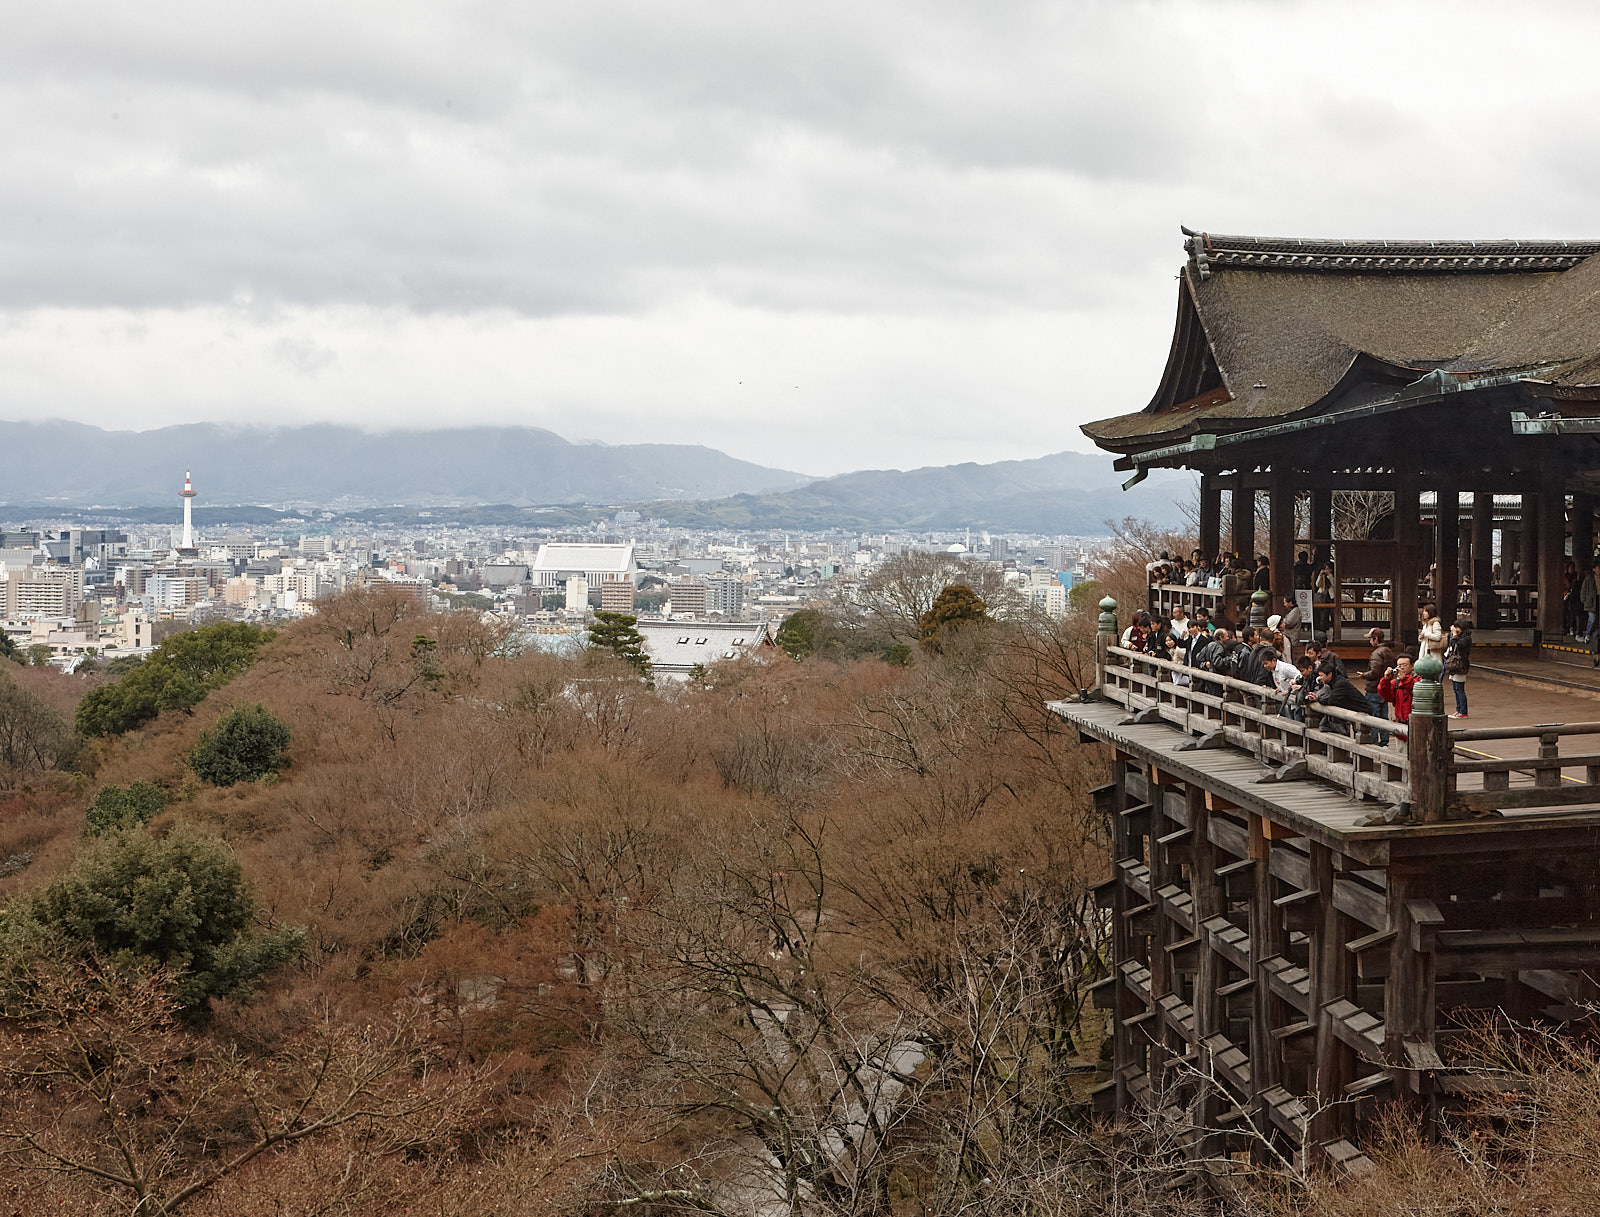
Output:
top-left (1176, 618), bottom-right (1207, 687)
top-left (1307, 658), bottom-right (1369, 734)
top-left (1280, 655), bottom-right (1316, 722)
top-left (1304, 635), bottom-right (1347, 680)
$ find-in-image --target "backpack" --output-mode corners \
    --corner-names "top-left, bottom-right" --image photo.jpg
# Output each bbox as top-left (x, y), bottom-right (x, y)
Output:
top-left (1211, 643), bottom-right (1243, 681)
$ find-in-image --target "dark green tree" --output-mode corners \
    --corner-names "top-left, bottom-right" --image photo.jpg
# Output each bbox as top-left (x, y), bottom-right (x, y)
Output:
top-left (25, 645), bottom-right (52, 668)
top-left (189, 705), bottom-right (291, 786)
top-left (775, 608), bottom-right (828, 659)
top-left (587, 611), bottom-right (651, 678)
top-left (7, 824), bottom-right (304, 1013)
top-left (0, 633), bottom-right (17, 663)
top-left (880, 641), bottom-right (913, 667)
top-left (84, 781), bottom-right (169, 836)
top-left (917, 584), bottom-right (990, 654)
top-left (76, 622), bottom-right (273, 738)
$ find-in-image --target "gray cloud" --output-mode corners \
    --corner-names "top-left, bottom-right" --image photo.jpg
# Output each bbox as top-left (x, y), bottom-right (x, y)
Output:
top-left (1, 0), bottom-right (1598, 475)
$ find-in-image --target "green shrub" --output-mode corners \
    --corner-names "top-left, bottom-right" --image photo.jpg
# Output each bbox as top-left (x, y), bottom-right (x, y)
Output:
top-left (189, 705), bottom-right (291, 786)
top-left (5, 824), bottom-right (304, 1012)
top-left (85, 781), bottom-right (169, 836)
top-left (76, 622), bottom-right (273, 738)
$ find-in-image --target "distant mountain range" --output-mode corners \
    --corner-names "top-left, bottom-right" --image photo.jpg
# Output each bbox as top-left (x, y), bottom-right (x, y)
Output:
top-left (0, 420), bottom-right (811, 506)
top-left (642, 451), bottom-right (1191, 533)
top-left (0, 420), bottom-right (1189, 532)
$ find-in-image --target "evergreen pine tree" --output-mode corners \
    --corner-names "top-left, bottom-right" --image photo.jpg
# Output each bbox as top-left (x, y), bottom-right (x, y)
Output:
top-left (587, 611), bottom-right (652, 678)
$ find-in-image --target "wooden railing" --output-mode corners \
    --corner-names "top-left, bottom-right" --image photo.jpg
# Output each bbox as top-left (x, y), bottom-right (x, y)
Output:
top-left (1447, 721), bottom-right (1600, 813)
top-left (1100, 645), bottom-right (1410, 807)
top-left (1102, 641), bottom-right (1600, 817)
top-left (1148, 582), bottom-right (1253, 626)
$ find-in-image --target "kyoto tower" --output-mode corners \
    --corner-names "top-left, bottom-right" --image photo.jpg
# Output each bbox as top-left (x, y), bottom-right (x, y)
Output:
top-left (179, 469), bottom-right (197, 550)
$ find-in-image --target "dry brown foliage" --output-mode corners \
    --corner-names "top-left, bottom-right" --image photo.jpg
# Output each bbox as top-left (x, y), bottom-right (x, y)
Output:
top-left (2, 583), bottom-right (1595, 1213)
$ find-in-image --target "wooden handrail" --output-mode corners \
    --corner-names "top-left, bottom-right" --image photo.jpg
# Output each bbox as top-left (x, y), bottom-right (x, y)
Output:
top-left (1451, 753), bottom-right (1600, 774)
top-left (1105, 645), bottom-right (1396, 736)
top-left (1451, 722), bottom-right (1600, 742)
top-left (1099, 644), bottom-right (1409, 806)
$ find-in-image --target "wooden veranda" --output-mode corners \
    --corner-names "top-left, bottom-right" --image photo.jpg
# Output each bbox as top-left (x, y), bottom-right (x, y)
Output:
top-left (1061, 230), bottom-right (1600, 1173)
top-left (1051, 638), bottom-right (1600, 1174)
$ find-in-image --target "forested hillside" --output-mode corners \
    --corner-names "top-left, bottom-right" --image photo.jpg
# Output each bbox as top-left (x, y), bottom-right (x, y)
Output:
top-left (1, 555), bottom-right (1597, 1215)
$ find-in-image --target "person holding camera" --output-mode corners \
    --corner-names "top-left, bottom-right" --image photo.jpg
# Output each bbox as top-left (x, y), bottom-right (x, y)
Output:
top-left (1378, 655), bottom-right (1419, 742)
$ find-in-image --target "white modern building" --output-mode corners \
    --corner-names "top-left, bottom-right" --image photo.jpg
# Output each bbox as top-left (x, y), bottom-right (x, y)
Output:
top-left (531, 543), bottom-right (635, 589)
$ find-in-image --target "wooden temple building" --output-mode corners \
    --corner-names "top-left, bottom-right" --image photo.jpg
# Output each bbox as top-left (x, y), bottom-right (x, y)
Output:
top-left (1049, 231), bottom-right (1600, 1173)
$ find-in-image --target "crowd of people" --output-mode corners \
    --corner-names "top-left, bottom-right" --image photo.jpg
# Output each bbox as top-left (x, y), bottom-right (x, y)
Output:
top-left (1116, 599), bottom-right (1476, 737)
top-left (1563, 556), bottom-right (1600, 659)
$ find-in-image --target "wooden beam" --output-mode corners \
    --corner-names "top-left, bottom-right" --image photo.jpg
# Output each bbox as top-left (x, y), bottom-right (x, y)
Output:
top-left (1232, 487), bottom-right (1256, 560)
top-left (1310, 843), bottom-right (1357, 1145)
top-left (1311, 489), bottom-right (1333, 567)
top-left (1472, 491), bottom-right (1496, 630)
top-left (1538, 464), bottom-right (1567, 639)
top-left (1110, 760), bottom-right (1134, 1110)
top-left (1384, 864), bottom-right (1437, 1069)
top-left (1269, 468), bottom-right (1296, 604)
top-left (1394, 461), bottom-right (1421, 642)
top-left (1436, 479), bottom-right (1460, 626)
top-left (1200, 473), bottom-right (1222, 561)
top-left (1574, 492), bottom-right (1595, 571)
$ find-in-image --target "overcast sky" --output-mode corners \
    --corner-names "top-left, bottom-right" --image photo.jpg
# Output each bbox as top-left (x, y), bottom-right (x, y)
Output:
top-left (3, 0), bottom-right (1599, 477)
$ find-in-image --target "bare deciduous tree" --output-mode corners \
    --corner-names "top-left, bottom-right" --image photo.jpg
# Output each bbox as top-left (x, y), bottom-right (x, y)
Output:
top-left (0, 960), bottom-right (484, 1216)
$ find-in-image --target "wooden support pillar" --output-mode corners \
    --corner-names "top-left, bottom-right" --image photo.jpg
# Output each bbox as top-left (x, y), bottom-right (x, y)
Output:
top-left (1231, 487), bottom-right (1255, 560)
top-left (1384, 864), bottom-right (1439, 1088)
top-left (1574, 492), bottom-right (1595, 570)
top-left (1309, 844), bottom-right (1356, 1147)
top-left (1110, 759), bottom-right (1134, 1110)
top-left (1520, 494), bottom-right (1537, 586)
top-left (1537, 469), bottom-right (1566, 639)
top-left (1311, 488), bottom-right (1333, 567)
top-left (1188, 786), bottom-right (1226, 1163)
top-left (1472, 492), bottom-right (1496, 630)
top-left (1147, 772), bottom-right (1174, 1092)
top-left (1248, 814), bottom-right (1286, 1165)
top-left (1436, 480), bottom-right (1460, 626)
top-left (1200, 474), bottom-right (1222, 561)
top-left (1268, 469), bottom-right (1296, 605)
top-left (1394, 462), bottom-right (1421, 643)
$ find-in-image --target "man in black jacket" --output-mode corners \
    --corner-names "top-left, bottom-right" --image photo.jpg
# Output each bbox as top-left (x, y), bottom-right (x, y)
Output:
top-left (1308, 658), bottom-right (1370, 732)
top-left (1234, 642), bottom-right (1276, 691)
top-left (1193, 628), bottom-right (1242, 694)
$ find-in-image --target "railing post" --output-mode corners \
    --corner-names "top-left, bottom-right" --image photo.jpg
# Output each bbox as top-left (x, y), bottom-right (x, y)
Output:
top-left (1096, 596), bottom-right (1118, 692)
top-left (1409, 654), bottom-right (1449, 822)
top-left (1536, 732), bottom-right (1561, 789)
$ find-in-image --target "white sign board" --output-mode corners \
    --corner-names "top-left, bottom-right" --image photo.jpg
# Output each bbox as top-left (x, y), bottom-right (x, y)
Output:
top-left (1294, 589), bottom-right (1314, 638)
